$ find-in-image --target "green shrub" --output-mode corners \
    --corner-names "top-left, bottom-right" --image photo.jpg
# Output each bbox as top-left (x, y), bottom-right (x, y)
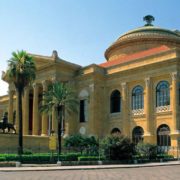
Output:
top-left (0, 157), bottom-right (6, 161)
top-left (5, 155), bottom-right (19, 161)
top-left (23, 149), bottom-right (33, 155)
top-left (64, 134), bottom-right (99, 155)
top-left (101, 135), bottom-right (134, 160)
top-left (59, 153), bottom-right (80, 161)
top-left (0, 153), bottom-right (82, 163)
top-left (132, 155), bottom-right (141, 160)
top-left (157, 154), bottom-right (174, 159)
top-left (135, 143), bottom-right (157, 159)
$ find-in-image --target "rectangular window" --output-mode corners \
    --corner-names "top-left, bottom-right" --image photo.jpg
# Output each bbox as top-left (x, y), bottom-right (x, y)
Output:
top-left (79, 99), bottom-right (88, 122)
top-left (80, 100), bottom-right (85, 122)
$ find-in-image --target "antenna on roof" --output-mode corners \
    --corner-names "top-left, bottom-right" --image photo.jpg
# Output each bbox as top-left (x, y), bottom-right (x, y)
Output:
top-left (143, 15), bottom-right (155, 26)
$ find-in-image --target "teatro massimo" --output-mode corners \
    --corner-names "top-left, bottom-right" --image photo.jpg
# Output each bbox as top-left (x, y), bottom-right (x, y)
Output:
top-left (0, 16), bottom-right (180, 150)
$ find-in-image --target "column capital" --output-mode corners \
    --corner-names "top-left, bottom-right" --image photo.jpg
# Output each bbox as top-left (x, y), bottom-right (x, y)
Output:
top-left (9, 83), bottom-right (15, 92)
top-left (145, 77), bottom-right (151, 87)
top-left (33, 83), bottom-right (40, 89)
top-left (42, 80), bottom-right (48, 89)
top-left (24, 85), bottom-right (30, 91)
top-left (89, 84), bottom-right (94, 92)
top-left (8, 89), bottom-right (15, 95)
top-left (51, 76), bottom-right (56, 82)
top-left (171, 72), bottom-right (178, 81)
top-left (121, 82), bottom-right (127, 89)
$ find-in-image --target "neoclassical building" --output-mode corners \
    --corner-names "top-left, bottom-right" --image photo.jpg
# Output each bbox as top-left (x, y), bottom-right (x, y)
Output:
top-left (1, 16), bottom-right (180, 148)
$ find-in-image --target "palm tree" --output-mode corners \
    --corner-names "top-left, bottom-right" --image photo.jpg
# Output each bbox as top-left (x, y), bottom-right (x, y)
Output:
top-left (40, 81), bottom-right (78, 162)
top-left (6, 50), bottom-right (36, 160)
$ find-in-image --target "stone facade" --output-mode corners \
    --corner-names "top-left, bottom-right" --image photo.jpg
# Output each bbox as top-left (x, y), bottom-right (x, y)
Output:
top-left (1, 18), bottom-right (180, 148)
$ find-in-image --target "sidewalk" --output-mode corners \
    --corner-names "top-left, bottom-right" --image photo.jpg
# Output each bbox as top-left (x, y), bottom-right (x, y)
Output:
top-left (0, 161), bottom-right (180, 172)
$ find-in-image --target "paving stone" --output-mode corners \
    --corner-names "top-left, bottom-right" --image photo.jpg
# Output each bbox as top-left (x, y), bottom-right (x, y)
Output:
top-left (0, 165), bottom-right (180, 180)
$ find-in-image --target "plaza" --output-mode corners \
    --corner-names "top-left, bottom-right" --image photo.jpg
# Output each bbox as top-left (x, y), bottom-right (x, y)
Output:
top-left (0, 165), bottom-right (180, 180)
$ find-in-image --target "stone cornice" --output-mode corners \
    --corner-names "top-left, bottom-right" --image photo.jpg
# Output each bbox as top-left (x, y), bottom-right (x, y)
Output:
top-left (78, 64), bottom-right (106, 76)
top-left (105, 48), bottom-right (178, 75)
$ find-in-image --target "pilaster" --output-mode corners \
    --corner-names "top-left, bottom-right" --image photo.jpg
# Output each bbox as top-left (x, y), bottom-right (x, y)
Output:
top-left (121, 82), bottom-right (129, 136)
top-left (171, 72), bottom-right (179, 134)
top-left (15, 91), bottom-right (19, 132)
top-left (144, 77), bottom-right (151, 135)
top-left (8, 89), bottom-right (14, 124)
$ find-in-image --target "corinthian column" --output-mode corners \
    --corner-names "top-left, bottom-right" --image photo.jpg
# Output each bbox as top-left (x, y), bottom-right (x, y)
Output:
top-left (121, 82), bottom-right (129, 136)
top-left (8, 90), bottom-right (14, 124)
top-left (23, 86), bottom-right (29, 135)
top-left (41, 80), bottom-right (48, 136)
top-left (51, 77), bottom-right (58, 134)
top-left (32, 83), bottom-right (39, 135)
top-left (15, 91), bottom-right (19, 132)
top-left (171, 72), bottom-right (178, 133)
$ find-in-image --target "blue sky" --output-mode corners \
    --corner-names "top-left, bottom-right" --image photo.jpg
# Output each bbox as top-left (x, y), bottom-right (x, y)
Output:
top-left (0, 0), bottom-right (180, 96)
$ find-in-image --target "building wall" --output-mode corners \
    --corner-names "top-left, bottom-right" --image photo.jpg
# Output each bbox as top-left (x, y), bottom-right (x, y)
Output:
top-left (0, 45), bottom-right (180, 149)
top-left (72, 56), bottom-right (180, 147)
top-left (0, 134), bottom-right (49, 153)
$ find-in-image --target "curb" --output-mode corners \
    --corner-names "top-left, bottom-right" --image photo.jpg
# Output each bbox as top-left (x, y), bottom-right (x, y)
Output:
top-left (0, 161), bottom-right (180, 172)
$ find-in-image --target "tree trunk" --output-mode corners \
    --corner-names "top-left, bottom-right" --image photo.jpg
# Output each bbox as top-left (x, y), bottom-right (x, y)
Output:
top-left (17, 87), bottom-right (23, 161)
top-left (57, 106), bottom-right (62, 161)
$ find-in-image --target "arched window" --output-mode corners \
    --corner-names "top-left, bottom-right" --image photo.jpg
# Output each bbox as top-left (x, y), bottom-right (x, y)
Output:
top-left (111, 128), bottom-right (121, 135)
top-left (79, 90), bottom-right (89, 123)
top-left (132, 86), bottom-right (144, 110)
top-left (157, 124), bottom-right (171, 147)
top-left (156, 81), bottom-right (170, 107)
top-left (132, 126), bottom-right (144, 144)
top-left (110, 90), bottom-right (121, 113)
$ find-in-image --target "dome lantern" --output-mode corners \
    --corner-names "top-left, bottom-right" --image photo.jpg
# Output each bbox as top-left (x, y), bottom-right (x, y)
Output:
top-left (143, 15), bottom-right (155, 26)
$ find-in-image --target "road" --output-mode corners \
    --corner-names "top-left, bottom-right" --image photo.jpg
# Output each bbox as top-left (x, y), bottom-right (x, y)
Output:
top-left (0, 165), bottom-right (179, 180)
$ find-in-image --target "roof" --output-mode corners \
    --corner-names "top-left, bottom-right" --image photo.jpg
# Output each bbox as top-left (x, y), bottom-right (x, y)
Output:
top-left (100, 45), bottom-right (170, 68)
top-left (105, 25), bottom-right (180, 60)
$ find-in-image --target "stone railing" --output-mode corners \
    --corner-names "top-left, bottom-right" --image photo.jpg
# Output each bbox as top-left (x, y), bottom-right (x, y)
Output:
top-left (132, 109), bottom-right (144, 116)
top-left (156, 105), bottom-right (170, 113)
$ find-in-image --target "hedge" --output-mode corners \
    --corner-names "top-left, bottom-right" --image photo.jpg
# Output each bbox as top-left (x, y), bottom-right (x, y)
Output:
top-left (0, 153), bottom-right (80, 163)
top-left (156, 154), bottom-right (174, 159)
top-left (78, 156), bottom-right (105, 161)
